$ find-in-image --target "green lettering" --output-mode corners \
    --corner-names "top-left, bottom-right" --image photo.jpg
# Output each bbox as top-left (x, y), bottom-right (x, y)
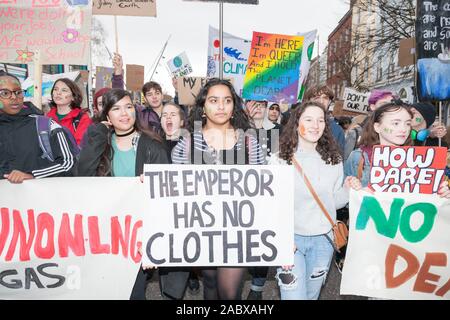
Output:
top-left (355, 196), bottom-right (404, 238)
top-left (399, 203), bottom-right (437, 243)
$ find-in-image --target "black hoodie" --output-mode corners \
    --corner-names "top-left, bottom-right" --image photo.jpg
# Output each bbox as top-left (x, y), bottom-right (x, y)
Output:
top-left (0, 102), bottom-right (76, 179)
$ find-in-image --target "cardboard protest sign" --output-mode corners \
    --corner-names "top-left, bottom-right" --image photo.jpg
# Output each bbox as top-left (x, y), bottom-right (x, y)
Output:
top-left (243, 32), bottom-right (304, 104)
top-left (368, 146), bottom-right (447, 194)
top-left (342, 88), bottom-right (370, 114)
top-left (95, 66), bottom-right (114, 91)
top-left (92, 0), bottom-right (157, 16)
top-left (167, 51), bottom-right (193, 78)
top-left (341, 189), bottom-right (450, 300)
top-left (416, 0), bottom-right (450, 101)
top-left (141, 165), bottom-right (295, 266)
top-left (0, 0), bottom-right (92, 65)
top-left (126, 64), bottom-right (144, 91)
top-left (177, 76), bottom-right (233, 105)
top-left (0, 177), bottom-right (150, 299)
top-left (207, 26), bottom-right (250, 96)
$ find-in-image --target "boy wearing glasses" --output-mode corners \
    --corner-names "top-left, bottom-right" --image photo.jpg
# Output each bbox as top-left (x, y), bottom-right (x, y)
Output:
top-left (0, 71), bottom-right (76, 183)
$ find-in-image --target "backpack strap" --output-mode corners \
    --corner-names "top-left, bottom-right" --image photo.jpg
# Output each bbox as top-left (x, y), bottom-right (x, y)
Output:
top-left (32, 115), bottom-right (55, 162)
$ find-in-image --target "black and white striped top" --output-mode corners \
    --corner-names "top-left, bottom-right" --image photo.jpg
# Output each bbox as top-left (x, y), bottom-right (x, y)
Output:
top-left (171, 131), bottom-right (265, 165)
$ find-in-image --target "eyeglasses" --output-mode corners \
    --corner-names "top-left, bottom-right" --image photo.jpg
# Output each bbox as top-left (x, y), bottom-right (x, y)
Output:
top-left (0, 89), bottom-right (25, 99)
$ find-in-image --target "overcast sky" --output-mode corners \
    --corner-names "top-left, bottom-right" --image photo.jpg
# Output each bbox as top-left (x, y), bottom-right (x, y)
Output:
top-left (96, 0), bottom-right (349, 95)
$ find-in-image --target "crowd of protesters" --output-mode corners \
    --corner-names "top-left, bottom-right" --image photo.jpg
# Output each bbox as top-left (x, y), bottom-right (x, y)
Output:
top-left (1, 52), bottom-right (450, 301)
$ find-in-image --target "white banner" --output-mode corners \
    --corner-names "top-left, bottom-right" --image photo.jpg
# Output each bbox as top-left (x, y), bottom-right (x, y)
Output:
top-left (341, 189), bottom-right (450, 300)
top-left (342, 88), bottom-right (370, 114)
top-left (207, 26), bottom-right (250, 96)
top-left (0, 178), bottom-right (148, 300)
top-left (167, 51), bottom-right (193, 78)
top-left (141, 165), bottom-right (295, 266)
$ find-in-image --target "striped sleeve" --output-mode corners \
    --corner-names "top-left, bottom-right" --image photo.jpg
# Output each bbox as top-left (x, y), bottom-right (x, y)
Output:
top-left (32, 120), bottom-right (75, 178)
top-left (171, 136), bottom-right (190, 164)
top-left (248, 135), bottom-right (266, 165)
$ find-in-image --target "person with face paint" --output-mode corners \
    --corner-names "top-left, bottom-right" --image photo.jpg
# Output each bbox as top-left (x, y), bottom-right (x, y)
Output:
top-left (0, 71), bottom-right (76, 183)
top-left (410, 102), bottom-right (448, 147)
top-left (172, 78), bottom-right (265, 300)
top-left (47, 78), bottom-right (92, 146)
top-left (76, 89), bottom-right (168, 300)
top-left (269, 101), bottom-right (359, 300)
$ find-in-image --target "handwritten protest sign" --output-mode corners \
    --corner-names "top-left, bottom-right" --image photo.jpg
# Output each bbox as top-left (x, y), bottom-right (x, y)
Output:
top-left (126, 64), bottom-right (144, 91)
top-left (341, 189), bottom-right (450, 300)
top-left (92, 0), bottom-right (157, 16)
top-left (95, 66), bottom-right (114, 91)
top-left (243, 32), bottom-right (304, 104)
top-left (207, 26), bottom-right (250, 96)
top-left (167, 51), bottom-right (193, 78)
top-left (342, 88), bottom-right (370, 114)
top-left (416, 0), bottom-right (450, 101)
top-left (141, 165), bottom-right (294, 266)
top-left (0, 178), bottom-right (150, 299)
top-left (177, 76), bottom-right (233, 105)
top-left (368, 146), bottom-right (447, 194)
top-left (0, 0), bottom-right (92, 65)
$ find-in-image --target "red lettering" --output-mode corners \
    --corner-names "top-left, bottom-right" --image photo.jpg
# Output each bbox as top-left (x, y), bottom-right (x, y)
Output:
top-left (34, 212), bottom-right (55, 259)
top-left (111, 215), bottom-right (131, 258)
top-left (435, 278), bottom-right (450, 297)
top-left (6, 209), bottom-right (36, 262)
top-left (58, 214), bottom-right (85, 257)
top-left (414, 253), bottom-right (447, 293)
top-left (88, 216), bottom-right (110, 254)
top-left (0, 208), bottom-right (10, 256)
top-left (385, 244), bottom-right (420, 288)
top-left (130, 220), bottom-right (143, 263)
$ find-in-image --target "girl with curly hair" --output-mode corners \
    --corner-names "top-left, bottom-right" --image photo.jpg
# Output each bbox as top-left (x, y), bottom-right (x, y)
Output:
top-left (269, 101), bottom-right (358, 300)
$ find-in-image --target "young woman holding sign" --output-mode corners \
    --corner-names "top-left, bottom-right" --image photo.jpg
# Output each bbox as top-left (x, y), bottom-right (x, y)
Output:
top-left (269, 101), bottom-right (359, 300)
top-left (76, 89), bottom-right (168, 299)
top-left (47, 78), bottom-right (92, 146)
top-left (172, 78), bottom-right (265, 300)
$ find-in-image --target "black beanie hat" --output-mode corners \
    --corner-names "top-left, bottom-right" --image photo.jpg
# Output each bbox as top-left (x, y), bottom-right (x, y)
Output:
top-left (411, 102), bottom-right (436, 128)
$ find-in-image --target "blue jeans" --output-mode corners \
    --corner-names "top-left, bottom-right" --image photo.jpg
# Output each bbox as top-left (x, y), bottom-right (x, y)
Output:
top-left (278, 233), bottom-right (334, 300)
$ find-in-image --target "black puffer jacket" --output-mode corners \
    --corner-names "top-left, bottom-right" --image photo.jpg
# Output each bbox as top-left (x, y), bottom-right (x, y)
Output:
top-left (0, 103), bottom-right (75, 179)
